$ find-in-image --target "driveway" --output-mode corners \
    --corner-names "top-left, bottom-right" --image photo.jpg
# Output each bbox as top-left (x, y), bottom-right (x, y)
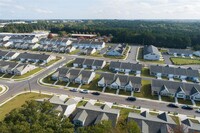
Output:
top-left (162, 54), bottom-right (172, 65)
top-left (126, 46), bottom-right (139, 63)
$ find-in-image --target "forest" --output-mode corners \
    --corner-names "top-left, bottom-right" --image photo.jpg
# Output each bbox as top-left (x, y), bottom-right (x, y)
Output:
top-left (1, 20), bottom-right (200, 50)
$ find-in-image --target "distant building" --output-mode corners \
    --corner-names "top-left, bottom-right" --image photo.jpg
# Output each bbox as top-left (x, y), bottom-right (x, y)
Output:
top-left (168, 48), bottom-right (193, 57)
top-left (143, 45), bottom-right (162, 60)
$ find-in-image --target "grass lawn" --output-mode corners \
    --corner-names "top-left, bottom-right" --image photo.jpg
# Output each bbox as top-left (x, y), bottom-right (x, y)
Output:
top-left (0, 87), bottom-right (2, 92)
top-left (0, 92), bottom-right (51, 121)
top-left (81, 74), bottom-right (102, 91)
top-left (46, 57), bottom-right (61, 66)
top-left (161, 96), bottom-right (175, 103)
top-left (0, 73), bottom-right (4, 77)
top-left (77, 100), bottom-right (87, 107)
top-left (13, 68), bottom-right (43, 79)
top-left (3, 74), bottom-right (13, 78)
top-left (170, 115), bottom-right (180, 125)
top-left (141, 68), bottom-right (152, 77)
top-left (138, 48), bottom-right (164, 64)
top-left (195, 101), bottom-right (200, 107)
top-left (69, 49), bottom-right (80, 55)
top-left (68, 83), bottom-right (79, 88)
top-left (178, 99), bottom-right (193, 105)
top-left (104, 88), bottom-right (117, 94)
top-left (170, 57), bottom-right (200, 65)
top-left (103, 54), bottom-right (125, 59)
top-left (65, 60), bottom-right (74, 67)
top-left (112, 106), bottom-right (140, 120)
top-left (134, 80), bottom-right (158, 100)
top-left (91, 51), bottom-right (103, 57)
top-left (118, 90), bottom-right (131, 96)
top-left (56, 81), bottom-right (68, 86)
top-left (42, 75), bottom-right (56, 84)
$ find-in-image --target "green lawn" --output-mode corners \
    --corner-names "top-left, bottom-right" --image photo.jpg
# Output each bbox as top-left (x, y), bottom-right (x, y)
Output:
top-left (0, 87), bottom-right (2, 92)
top-left (68, 83), bottom-right (79, 88)
top-left (42, 75), bottom-right (56, 84)
top-left (104, 88), bottom-right (117, 94)
top-left (170, 115), bottom-right (180, 125)
top-left (96, 64), bottom-right (110, 72)
top-left (0, 73), bottom-right (4, 77)
top-left (69, 49), bottom-right (80, 55)
top-left (138, 48), bottom-right (164, 64)
top-left (170, 57), bottom-right (200, 65)
top-left (3, 74), bottom-right (13, 78)
top-left (134, 80), bottom-right (158, 100)
top-left (91, 51), bottom-right (103, 57)
top-left (56, 81), bottom-right (68, 86)
top-left (0, 93), bottom-right (51, 121)
top-left (112, 106), bottom-right (140, 120)
top-left (77, 100), bottom-right (87, 107)
top-left (13, 68), bottom-right (43, 79)
top-left (141, 68), bottom-right (152, 77)
top-left (161, 96), bottom-right (175, 103)
top-left (195, 101), bottom-right (200, 107)
top-left (65, 60), bottom-right (74, 67)
top-left (46, 57), bottom-right (61, 66)
top-left (178, 99), bottom-right (193, 105)
top-left (81, 74), bottom-right (102, 91)
top-left (118, 90), bottom-right (131, 96)
top-left (103, 54), bottom-right (125, 59)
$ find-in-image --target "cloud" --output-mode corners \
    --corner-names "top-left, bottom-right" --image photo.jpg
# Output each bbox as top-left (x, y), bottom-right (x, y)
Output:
top-left (35, 8), bottom-right (53, 14)
top-left (14, 5), bottom-right (25, 10)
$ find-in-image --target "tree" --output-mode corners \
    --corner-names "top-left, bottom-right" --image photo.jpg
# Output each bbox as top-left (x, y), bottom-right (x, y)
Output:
top-left (0, 100), bottom-right (74, 133)
top-left (47, 33), bottom-right (53, 39)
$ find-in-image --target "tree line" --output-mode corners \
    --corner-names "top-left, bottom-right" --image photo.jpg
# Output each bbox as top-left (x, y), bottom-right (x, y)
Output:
top-left (1, 20), bottom-right (200, 50)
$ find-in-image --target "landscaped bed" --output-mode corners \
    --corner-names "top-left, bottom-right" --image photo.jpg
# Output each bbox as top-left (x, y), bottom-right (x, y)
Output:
top-left (42, 74), bottom-right (56, 84)
top-left (0, 92), bottom-right (51, 121)
top-left (170, 57), bottom-right (200, 65)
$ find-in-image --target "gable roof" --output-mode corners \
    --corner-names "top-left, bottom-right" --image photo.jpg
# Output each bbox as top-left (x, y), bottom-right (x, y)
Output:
top-left (143, 45), bottom-right (160, 55)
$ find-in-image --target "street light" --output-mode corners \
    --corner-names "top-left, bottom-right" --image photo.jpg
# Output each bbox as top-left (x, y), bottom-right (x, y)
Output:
top-left (28, 79), bottom-right (31, 92)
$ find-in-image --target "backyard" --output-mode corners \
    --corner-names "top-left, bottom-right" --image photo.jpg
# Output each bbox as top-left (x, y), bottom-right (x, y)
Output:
top-left (170, 57), bottom-right (200, 65)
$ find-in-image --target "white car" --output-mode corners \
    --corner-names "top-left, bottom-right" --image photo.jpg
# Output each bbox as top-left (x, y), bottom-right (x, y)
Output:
top-left (196, 109), bottom-right (200, 113)
top-left (80, 89), bottom-right (89, 94)
top-left (70, 88), bottom-right (78, 92)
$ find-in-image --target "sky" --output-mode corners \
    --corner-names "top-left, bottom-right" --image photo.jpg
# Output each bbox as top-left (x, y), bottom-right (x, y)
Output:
top-left (0, 0), bottom-right (200, 19)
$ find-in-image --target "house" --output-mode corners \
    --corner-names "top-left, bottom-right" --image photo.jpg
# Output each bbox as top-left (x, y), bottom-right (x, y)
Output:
top-left (0, 35), bottom-right (10, 41)
top-left (181, 118), bottom-right (200, 133)
top-left (13, 64), bottom-right (36, 75)
top-left (109, 61), bottom-right (142, 74)
top-left (73, 58), bottom-right (106, 70)
top-left (52, 68), bottom-right (95, 84)
top-left (65, 46), bottom-right (76, 53)
top-left (83, 47), bottom-right (96, 55)
top-left (143, 45), bottom-right (162, 61)
top-left (168, 48), bottom-right (193, 57)
top-left (150, 65), bottom-right (199, 82)
top-left (0, 50), bottom-right (9, 59)
top-left (3, 51), bottom-right (19, 60)
top-left (23, 36), bottom-right (39, 43)
top-left (71, 101), bottom-right (120, 127)
top-left (0, 61), bottom-right (18, 74)
top-left (37, 95), bottom-right (79, 117)
top-left (28, 43), bottom-right (40, 50)
top-left (151, 79), bottom-right (200, 101)
top-left (127, 111), bottom-right (177, 133)
top-left (98, 73), bottom-right (142, 92)
top-left (1, 41), bottom-right (12, 48)
top-left (72, 40), bottom-right (105, 50)
top-left (9, 36), bottom-right (25, 43)
top-left (193, 51), bottom-right (200, 57)
top-left (106, 44), bottom-right (126, 56)
top-left (16, 53), bottom-right (56, 64)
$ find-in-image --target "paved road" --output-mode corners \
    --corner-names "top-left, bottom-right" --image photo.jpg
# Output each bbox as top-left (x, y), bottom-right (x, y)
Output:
top-left (162, 54), bottom-right (173, 65)
top-left (0, 55), bottom-right (200, 117)
top-left (126, 46), bottom-right (139, 63)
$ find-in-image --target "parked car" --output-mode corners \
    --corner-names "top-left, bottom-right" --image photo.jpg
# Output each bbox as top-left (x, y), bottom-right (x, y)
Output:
top-left (126, 96), bottom-right (136, 101)
top-left (181, 105), bottom-right (193, 110)
top-left (70, 88), bottom-right (78, 92)
top-left (167, 103), bottom-right (179, 108)
top-left (196, 109), bottom-right (200, 113)
top-left (80, 89), bottom-right (89, 94)
top-left (91, 92), bottom-right (100, 95)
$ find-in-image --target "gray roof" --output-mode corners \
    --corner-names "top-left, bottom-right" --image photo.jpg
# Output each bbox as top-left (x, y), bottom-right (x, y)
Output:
top-left (143, 45), bottom-right (160, 55)
top-left (181, 119), bottom-right (200, 132)
top-left (16, 53), bottom-right (52, 60)
top-left (99, 73), bottom-right (141, 88)
top-left (152, 79), bottom-right (200, 96)
top-left (150, 65), bottom-right (199, 78)
top-left (0, 61), bottom-right (18, 69)
top-left (107, 44), bottom-right (126, 55)
top-left (5, 52), bottom-right (16, 57)
top-left (110, 61), bottom-right (142, 71)
top-left (0, 50), bottom-right (9, 57)
top-left (73, 58), bottom-right (85, 64)
top-left (128, 111), bottom-right (176, 133)
top-left (168, 48), bottom-right (193, 55)
top-left (73, 58), bottom-right (105, 67)
top-left (71, 102), bottom-right (120, 126)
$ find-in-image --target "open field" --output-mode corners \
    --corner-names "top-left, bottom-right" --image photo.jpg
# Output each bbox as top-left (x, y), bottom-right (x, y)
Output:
top-left (0, 93), bottom-right (51, 121)
top-left (170, 57), bottom-right (200, 65)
